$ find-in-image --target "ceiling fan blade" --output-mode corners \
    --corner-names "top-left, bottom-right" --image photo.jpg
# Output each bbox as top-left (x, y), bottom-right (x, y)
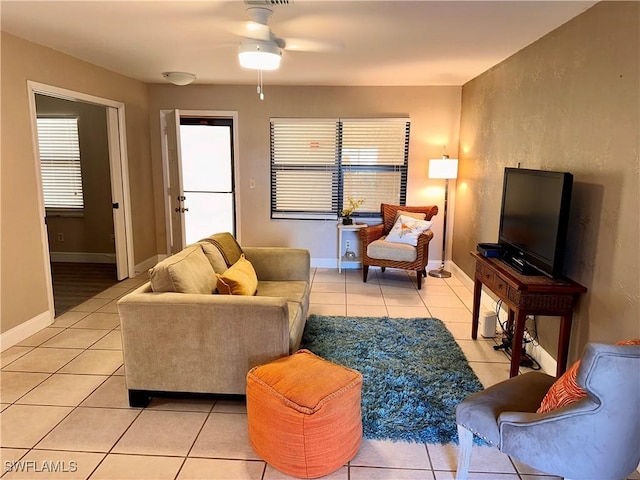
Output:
top-left (225, 20), bottom-right (272, 41)
top-left (281, 37), bottom-right (344, 52)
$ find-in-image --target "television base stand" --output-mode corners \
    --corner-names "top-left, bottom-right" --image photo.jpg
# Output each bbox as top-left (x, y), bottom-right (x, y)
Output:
top-left (500, 256), bottom-right (543, 276)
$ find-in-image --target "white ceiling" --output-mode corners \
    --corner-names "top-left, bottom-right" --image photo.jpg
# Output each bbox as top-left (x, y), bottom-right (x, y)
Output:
top-left (1, 0), bottom-right (597, 86)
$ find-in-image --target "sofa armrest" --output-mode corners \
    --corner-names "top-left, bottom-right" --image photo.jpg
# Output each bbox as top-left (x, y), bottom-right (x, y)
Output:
top-left (243, 247), bottom-right (310, 281)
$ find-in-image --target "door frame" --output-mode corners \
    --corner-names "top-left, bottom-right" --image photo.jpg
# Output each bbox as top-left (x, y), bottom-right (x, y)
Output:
top-left (27, 81), bottom-right (135, 316)
top-left (159, 110), bottom-right (241, 254)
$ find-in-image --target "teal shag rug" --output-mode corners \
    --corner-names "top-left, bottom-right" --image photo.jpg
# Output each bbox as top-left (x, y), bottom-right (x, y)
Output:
top-left (300, 315), bottom-right (483, 444)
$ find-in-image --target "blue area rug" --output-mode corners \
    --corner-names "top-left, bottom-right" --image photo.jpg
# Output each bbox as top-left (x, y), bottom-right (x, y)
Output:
top-left (300, 315), bottom-right (483, 444)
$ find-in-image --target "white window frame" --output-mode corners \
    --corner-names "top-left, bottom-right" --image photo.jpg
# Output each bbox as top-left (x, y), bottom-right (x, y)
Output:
top-left (270, 117), bottom-right (410, 220)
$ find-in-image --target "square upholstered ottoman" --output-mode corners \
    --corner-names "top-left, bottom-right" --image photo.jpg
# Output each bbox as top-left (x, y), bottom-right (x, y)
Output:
top-left (246, 349), bottom-right (363, 478)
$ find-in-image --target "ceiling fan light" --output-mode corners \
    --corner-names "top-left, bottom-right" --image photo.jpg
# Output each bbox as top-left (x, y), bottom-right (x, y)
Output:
top-left (238, 42), bottom-right (282, 71)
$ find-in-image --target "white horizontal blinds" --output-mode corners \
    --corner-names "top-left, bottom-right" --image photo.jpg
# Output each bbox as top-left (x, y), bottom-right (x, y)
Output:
top-left (36, 116), bottom-right (84, 210)
top-left (341, 119), bottom-right (409, 214)
top-left (271, 119), bottom-right (339, 219)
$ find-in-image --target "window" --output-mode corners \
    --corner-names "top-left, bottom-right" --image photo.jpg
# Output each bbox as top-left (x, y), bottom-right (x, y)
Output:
top-left (271, 118), bottom-right (409, 219)
top-left (36, 116), bottom-right (84, 211)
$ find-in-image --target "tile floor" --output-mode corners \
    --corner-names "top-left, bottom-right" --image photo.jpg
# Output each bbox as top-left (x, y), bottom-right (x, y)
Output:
top-left (1, 267), bottom-right (636, 480)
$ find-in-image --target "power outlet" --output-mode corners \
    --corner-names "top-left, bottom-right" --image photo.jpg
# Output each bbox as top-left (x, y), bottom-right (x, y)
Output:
top-left (57, 232), bottom-right (64, 242)
top-left (345, 240), bottom-right (351, 250)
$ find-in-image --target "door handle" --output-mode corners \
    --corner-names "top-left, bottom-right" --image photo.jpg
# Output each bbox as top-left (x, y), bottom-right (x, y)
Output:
top-left (177, 195), bottom-right (186, 201)
top-left (174, 207), bottom-right (189, 213)
top-left (112, 202), bottom-right (119, 209)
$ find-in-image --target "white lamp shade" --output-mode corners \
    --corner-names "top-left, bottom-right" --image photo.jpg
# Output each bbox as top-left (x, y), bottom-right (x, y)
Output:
top-left (238, 41), bottom-right (282, 71)
top-left (428, 158), bottom-right (458, 179)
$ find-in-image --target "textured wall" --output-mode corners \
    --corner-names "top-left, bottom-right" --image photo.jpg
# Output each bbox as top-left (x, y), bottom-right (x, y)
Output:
top-left (455, 1), bottom-right (639, 359)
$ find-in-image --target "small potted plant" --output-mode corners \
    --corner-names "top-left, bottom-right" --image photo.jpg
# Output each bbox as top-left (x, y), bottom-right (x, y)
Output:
top-left (340, 197), bottom-right (364, 225)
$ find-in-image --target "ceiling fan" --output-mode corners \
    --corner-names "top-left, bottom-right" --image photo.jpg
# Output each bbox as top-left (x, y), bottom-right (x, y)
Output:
top-left (234, 7), bottom-right (343, 71)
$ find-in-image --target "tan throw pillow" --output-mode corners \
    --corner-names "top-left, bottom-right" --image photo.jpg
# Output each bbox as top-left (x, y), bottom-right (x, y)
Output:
top-left (201, 232), bottom-right (244, 267)
top-left (216, 254), bottom-right (258, 296)
top-left (149, 245), bottom-right (217, 294)
top-left (394, 210), bottom-right (426, 223)
top-left (199, 242), bottom-right (228, 274)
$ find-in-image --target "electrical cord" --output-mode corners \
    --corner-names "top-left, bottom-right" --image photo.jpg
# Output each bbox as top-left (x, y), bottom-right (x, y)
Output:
top-left (492, 299), bottom-right (541, 370)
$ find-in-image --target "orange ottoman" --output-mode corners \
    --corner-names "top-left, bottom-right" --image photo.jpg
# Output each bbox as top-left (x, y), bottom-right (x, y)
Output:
top-left (246, 349), bottom-right (363, 479)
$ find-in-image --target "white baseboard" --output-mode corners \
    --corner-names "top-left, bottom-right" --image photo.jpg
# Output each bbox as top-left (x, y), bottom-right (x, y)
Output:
top-left (450, 261), bottom-right (557, 376)
top-left (311, 258), bottom-right (443, 271)
top-left (134, 254), bottom-right (166, 276)
top-left (49, 252), bottom-right (116, 264)
top-left (1, 311), bottom-right (53, 352)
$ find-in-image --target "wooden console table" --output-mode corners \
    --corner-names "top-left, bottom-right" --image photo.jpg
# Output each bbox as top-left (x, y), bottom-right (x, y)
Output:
top-left (470, 251), bottom-right (587, 378)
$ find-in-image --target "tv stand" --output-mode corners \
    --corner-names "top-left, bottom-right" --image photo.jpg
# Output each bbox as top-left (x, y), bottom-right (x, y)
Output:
top-left (470, 251), bottom-right (587, 378)
top-left (500, 255), bottom-right (543, 276)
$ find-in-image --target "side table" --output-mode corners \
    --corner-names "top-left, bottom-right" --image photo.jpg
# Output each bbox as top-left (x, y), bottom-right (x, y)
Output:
top-left (337, 223), bottom-right (368, 273)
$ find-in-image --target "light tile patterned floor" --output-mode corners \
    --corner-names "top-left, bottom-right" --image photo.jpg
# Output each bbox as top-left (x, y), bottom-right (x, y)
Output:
top-left (2, 267), bottom-right (637, 480)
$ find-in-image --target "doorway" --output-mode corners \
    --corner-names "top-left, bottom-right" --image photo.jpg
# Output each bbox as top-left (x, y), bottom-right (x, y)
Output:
top-left (28, 82), bottom-right (134, 318)
top-left (161, 110), bottom-right (239, 254)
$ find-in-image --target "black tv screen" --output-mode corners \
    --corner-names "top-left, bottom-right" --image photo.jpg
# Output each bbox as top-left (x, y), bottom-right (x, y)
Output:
top-left (498, 168), bottom-right (573, 278)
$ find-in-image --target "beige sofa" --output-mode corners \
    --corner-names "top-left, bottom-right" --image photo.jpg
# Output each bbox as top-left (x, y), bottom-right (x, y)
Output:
top-left (117, 233), bottom-right (310, 407)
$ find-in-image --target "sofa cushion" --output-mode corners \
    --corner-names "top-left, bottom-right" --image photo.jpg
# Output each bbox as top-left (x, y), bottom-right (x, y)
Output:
top-left (367, 236), bottom-right (417, 262)
top-left (149, 245), bottom-right (216, 294)
top-left (199, 241), bottom-right (228, 274)
top-left (201, 232), bottom-right (244, 267)
top-left (216, 254), bottom-right (259, 296)
top-left (256, 281), bottom-right (309, 304)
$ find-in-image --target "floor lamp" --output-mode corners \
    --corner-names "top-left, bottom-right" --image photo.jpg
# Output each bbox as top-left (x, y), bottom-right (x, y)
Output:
top-left (428, 155), bottom-right (458, 279)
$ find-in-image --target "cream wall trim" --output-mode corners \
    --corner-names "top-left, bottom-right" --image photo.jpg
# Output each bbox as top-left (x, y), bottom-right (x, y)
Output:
top-left (49, 252), bottom-right (117, 264)
top-left (450, 261), bottom-right (557, 376)
top-left (0, 311), bottom-right (52, 352)
top-left (134, 254), bottom-right (166, 277)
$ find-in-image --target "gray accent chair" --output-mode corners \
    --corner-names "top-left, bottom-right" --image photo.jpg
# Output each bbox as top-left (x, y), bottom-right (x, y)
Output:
top-left (455, 342), bottom-right (640, 480)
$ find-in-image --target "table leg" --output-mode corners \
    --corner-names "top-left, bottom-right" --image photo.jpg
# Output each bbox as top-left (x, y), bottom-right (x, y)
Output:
top-left (510, 310), bottom-right (527, 377)
top-left (556, 312), bottom-right (573, 377)
top-left (472, 277), bottom-right (482, 339)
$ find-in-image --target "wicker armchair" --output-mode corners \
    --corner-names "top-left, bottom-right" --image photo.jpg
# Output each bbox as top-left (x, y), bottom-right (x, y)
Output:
top-left (359, 204), bottom-right (438, 289)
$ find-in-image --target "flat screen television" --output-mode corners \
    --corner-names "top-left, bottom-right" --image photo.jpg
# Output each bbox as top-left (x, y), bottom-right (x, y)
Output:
top-left (498, 167), bottom-right (573, 278)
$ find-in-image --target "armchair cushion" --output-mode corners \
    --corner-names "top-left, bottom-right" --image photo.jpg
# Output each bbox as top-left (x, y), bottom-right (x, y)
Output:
top-left (216, 254), bottom-right (259, 296)
top-left (149, 245), bottom-right (217, 294)
top-left (367, 237), bottom-right (418, 262)
top-left (385, 215), bottom-right (433, 246)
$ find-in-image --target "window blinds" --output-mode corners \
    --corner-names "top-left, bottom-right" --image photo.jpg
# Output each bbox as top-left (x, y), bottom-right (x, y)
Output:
top-left (36, 116), bottom-right (84, 210)
top-left (271, 118), bottom-right (409, 219)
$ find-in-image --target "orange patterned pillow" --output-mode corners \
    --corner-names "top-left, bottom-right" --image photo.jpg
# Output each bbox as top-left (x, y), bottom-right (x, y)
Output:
top-left (537, 338), bottom-right (640, 414)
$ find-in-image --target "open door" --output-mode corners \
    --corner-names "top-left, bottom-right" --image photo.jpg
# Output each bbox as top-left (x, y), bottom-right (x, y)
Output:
top-left (107, 106), bottom-right (128, 280)
top-left (164, 110), bottom-right (236, 253)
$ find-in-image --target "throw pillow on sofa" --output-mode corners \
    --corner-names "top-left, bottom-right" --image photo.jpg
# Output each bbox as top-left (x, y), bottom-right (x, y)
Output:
top-left (217, 254), bottom-right (259, 295)
top-left (149, 245), bottom-right (217, 294)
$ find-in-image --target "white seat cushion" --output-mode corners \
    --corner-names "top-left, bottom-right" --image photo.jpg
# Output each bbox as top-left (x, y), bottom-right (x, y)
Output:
top-left (367, 236), bottom-right (417, 262)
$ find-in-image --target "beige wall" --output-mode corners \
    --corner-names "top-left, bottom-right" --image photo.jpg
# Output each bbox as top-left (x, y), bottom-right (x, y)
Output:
top-left (1, 32), bottom-right (156, 333)
top-left (455, 1), bottom-right (639, 360)
top-left (35, 95), bottom-right (116, 256)
top-left (147, 85), bottom-right (462, 261)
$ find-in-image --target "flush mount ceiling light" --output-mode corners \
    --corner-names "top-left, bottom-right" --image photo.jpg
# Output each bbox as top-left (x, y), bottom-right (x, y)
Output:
top-left (162, 72), bottom-right (197, 86)
top-left (238, 41), bottom-right (282, 71)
